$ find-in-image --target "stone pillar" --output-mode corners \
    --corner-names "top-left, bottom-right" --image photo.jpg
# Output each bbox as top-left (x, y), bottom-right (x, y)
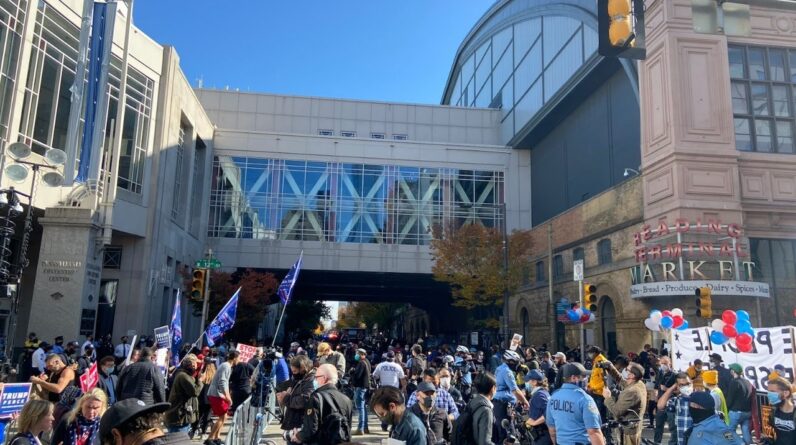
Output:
top-left (28, 207), bottom-right (102, 342)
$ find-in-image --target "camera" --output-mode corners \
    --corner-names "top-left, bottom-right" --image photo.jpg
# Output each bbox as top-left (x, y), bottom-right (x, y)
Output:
top-left (263, 347), bottom-right (279, 360)
top-left (596, 361), bottom-right (612, 370)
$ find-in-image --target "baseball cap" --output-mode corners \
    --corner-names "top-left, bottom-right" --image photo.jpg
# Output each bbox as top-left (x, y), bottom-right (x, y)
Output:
top-left (416, 382), bottom-right (436, 393)
top-left (356, 348), bottom-right (366, 356)
top-left (99, 399), bottom-right (170, 439)
top-left (729, 363), bottom-right (743, 374)
top-left (525, 369), bottom-right (545, 382)
top-left (689, 392), bottom-right (715, 411)
top-left (562, 363), bottom-right (588, 379)
top-left (554, 352), bottom-right (566, 360)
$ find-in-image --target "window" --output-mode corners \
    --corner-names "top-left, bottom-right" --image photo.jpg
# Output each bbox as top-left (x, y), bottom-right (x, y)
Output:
top-left (522, 263), bottom-right (531, 285)
top-left (172, 124), bottom-right (187, 221)
top-left (392, 134), bottom-right (408, 141)
top-left (370, 132), bottom-right (385, 139)
top-left (573, 247), bottom-right (585, 264)
top-left (318, 129), bottom-right (333, 136)
top-left (190, 137), bottom-right (206, 236)
top-left (341, 130), bottom-right (356, 138)
top-left (553, 255), bottom-right (564, 279)
top-left (535, 261), bottom-right (546, 282)
top-left (729, 45), bottom-right (796, 153)
top-left (102, 246), bottom-right (123, 269)
top-left (80, 309), bottom-right (96, 337)
top-left (597, 239), bottom-right (612, 265)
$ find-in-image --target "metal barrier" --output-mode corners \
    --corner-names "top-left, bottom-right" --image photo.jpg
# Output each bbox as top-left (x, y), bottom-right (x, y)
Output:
top-left (224, 383), bottom-right (278, 445)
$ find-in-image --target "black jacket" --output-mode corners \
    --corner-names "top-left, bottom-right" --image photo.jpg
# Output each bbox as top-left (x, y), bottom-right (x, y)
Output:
top-left (715, 365), bottom-right (732, 395)
top-left (351, 358), bottom-right (371, 388)
top-left (297, 384), bottom-right (353, 444)
top-left (281, 370), bottom-right (317, 430)
top-left (165, 368), bottom-right (203, 427)
top-left (229, 362), bottom-right (255, 395)
top-left (117, 360), bottom-right (167, 405)
top-left (726, 377), bottom-right (752, 412)
top-left (410, 400), bottom-right (452, 444)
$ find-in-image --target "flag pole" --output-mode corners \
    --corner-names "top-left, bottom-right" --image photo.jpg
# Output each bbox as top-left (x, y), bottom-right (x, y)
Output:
top-left (270, 251), bottom-right (303, 349)
top-left (270, 303), bottom-right (289, 348)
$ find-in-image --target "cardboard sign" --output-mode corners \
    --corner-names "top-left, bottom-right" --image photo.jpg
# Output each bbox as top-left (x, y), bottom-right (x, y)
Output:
top-left (155, 348), bottom-right (168, 377)
top-left (79, 362), bottom-right (98, 392)
top-left (760, 405), bottom-right (775, 440)
top-left (237, 343), bottom-right (258, 363)
top-left (154, 325), bottom-right (171, 350)
top-left (510, 333), bottom-right (522, 351)
top-left (671, 325), bottom-right (796, 390)
top-left (0, 383), bottom-right (31, 418)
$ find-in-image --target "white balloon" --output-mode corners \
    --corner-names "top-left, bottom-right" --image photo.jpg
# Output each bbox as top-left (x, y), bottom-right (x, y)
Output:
top-left (711, 319), bottom-right (726, 331)
top-left (651, 312), bottom-right (663, 322)
top-left (644, 318), bottom-right (660, 332)
top-left (672, 308), bottom-right (684, 317)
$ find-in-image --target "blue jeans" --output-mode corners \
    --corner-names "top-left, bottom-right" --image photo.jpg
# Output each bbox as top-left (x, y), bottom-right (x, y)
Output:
top-left (167, 424), bottom-right (190, 434)
top-left (354, 388), bottom-right (368, 430)
top-left (728, 410), bottom-right (751, 444)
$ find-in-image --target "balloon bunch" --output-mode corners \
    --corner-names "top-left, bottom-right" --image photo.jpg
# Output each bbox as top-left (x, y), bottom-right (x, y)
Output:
top-left (566, 304), bottom-right (595, 324)
top-left (709, 310), bottom-right (755, 352)
top-left (644, 309), bottom-right (690, 332)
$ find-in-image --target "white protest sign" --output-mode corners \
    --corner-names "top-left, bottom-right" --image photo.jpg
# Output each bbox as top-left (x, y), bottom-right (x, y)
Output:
top-left (510, 333), bottom-right (522, 351)
top-left (671, 325), bottom-right (796, 390)
top-left (236, 343), bottom-right (258, 363)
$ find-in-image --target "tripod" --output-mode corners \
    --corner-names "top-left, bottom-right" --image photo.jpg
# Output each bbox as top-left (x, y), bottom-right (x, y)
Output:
top-left (248, 356), bottom-right (281, 445)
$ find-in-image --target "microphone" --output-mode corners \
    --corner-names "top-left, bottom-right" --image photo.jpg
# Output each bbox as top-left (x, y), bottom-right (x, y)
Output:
top-left (501, 419), bottom-right (511, 430)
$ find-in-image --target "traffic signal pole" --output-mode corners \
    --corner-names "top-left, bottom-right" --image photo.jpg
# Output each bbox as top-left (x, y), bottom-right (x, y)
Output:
top-left (578, 279), bottom-right (585, 361)
top-left (198, 248), bottom-right (212, 346)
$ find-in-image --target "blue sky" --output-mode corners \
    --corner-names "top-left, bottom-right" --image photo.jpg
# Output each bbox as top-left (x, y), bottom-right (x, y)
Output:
top-left (134, 1), bottom-right (494, 104)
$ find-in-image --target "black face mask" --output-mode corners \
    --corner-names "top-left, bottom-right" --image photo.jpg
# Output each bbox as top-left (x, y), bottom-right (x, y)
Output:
top-left (689, 407), bottom-right (713, 424)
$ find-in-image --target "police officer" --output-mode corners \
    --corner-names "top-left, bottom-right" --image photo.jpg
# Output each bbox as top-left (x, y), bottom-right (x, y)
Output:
top-left (546, 363), bottom-right (606, 445)
top-left (686, 392), bottom-right (742, 445)
top-left (493, 350), bottom-right (529, 443)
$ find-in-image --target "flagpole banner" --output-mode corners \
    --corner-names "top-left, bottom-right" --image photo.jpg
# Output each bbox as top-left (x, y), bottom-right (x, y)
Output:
top-left (278, 253), bottom-right (303, 305)
top-left (170, 292), bottom-right (182, 366)
top-left (672, 325), bottom-right (796, 390)
top-left (154, 325), bottom-right (170, 350)
top-left (205, 288), bottom-right (240, 347)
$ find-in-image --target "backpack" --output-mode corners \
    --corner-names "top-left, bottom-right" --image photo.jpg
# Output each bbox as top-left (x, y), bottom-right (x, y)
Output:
top-left (451, 396), bottom-right (490, 445)
top-left (410, 356), bottom-right (427, 378)
top-left (316, 390), bottom-right (351, 445)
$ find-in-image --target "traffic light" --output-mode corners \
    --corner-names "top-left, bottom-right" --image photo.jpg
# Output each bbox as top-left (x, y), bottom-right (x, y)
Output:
top-left (598, 0), bottom-right (647, 60)
top-left (584, 283), bottom-right (598, 312)
top-left (191, 269), bottom-right (206, 301)
top-left (695, 286), bottom-right (712, 319)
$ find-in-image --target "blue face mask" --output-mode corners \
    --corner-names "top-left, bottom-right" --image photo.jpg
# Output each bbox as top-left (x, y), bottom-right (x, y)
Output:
top-left (767, 391), bottom-right (782, 405)
top-left (354, 354), bottom-right (360, 361)
top-left (525, 382), bottom-right (532, 391)
top-left (312, 379), bottom-right (319, 390)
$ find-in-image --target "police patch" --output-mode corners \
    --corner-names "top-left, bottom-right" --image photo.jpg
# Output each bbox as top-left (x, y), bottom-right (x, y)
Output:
top-left (723, 432), bottom-right (734, 441)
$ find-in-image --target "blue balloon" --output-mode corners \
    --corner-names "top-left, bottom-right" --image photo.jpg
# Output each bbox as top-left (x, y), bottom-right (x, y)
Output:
top-left (660, 316), bottom-right (674, 329)
top-left (710, 331), bottom-right (729, 345)
top-left (735, 319), bottom-right (752, 333)
top-left (741, 326), bottom-right (755, 337)
top-left (568, 310), bottom-right (579, 322)
top-left (736, 310), bottom-right (750, 321)
top-left (676, 320), bottom-right (689, 331)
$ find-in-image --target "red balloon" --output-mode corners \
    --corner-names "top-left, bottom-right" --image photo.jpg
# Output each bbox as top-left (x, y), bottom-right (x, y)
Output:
top-left (722, 310), bottom-right (738, 325)
top-left (736, 333), bottom-right (753, 346)
top-left (672, 315), bottom-right (684, 328)
top-left (723, 324), bottom-right (738, 338)
top-left (737, 341), bottom-right (753, 353)
top-left (580, 314), bottom-right (589, 322)
top-left (662, 310), bottom-right (673, 318)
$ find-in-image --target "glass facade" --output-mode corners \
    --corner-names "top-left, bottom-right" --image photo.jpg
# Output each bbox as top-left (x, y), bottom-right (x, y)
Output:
top-left (729, 44), bottom-right (796, 154)
top-left (0, 1), bottom-right (25, 145)
top-left (17, 2), bottom-right (154, 193)
top-left (208, 156), bottom-right (505, 244)
top-left (750, 239), bottom-right (796, 325)
top-left (444, 15), bottom-right (597, 139)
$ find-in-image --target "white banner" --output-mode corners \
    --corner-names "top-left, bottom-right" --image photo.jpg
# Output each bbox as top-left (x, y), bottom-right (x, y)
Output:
top-left (671, 326), bottom-right (796, 390)
top-left (631, 280), bottom-right (770, 299)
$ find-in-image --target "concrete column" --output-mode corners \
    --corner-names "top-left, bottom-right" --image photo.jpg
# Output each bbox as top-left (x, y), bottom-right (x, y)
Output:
top-left (27, 207), bottom-right (102, 342)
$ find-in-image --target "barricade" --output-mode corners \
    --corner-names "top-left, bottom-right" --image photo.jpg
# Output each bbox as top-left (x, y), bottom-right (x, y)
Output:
top-left (224, 383), bottom-right (278, 445)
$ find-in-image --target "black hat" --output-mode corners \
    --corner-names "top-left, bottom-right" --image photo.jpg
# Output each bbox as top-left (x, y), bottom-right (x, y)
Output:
top-left (416, 382), bottom-right (436, 393)
top-left (562, 363), bottom-right (588, 379)
top-left (708, 353), bottom-right (722, 361)
top-left (689, 392), bottom-right (715, 411)
top-left (99, 399), bottom-right (170, 439)
top-left (386, 351), bottom-right (395, 359)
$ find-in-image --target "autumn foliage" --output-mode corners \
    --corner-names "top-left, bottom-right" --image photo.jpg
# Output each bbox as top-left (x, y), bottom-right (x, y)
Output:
top-left (430, 223), bottom-right (533, 328)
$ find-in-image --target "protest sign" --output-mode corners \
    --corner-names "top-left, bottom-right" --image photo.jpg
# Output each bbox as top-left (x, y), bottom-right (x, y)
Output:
top-left (154, 325), bottom-right (170, 350)
top-left (80, 362), bottom-right (98, 392)
top-left (236, 343), bottom-right (258, 363)
top-left (0, 383), bottom-right (31, 418)
top-left (510, 333), bottom-right (522, 351)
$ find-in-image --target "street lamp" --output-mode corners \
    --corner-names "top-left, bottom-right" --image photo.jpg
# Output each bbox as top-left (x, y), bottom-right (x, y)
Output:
top-left (623, 167), bottom-right (640, 177)
top-left (1, 142), bottom-right (65, 360)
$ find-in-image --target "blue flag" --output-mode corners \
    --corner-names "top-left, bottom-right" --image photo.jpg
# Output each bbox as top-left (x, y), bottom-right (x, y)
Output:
top-left (170, 291), bottom-right (182, 366)
top-left (278, 253), bottom-right (303, 305)
top-left (205, 287), bottom-right (240, 347)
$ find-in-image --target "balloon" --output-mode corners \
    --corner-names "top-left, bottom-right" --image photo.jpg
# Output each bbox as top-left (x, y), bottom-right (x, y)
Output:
top-left (740, 326), bottom-right (755, 336)
top-left (672, 308), bottom-right (684, 317)
top-left (660, 316), bottom-right (674, 329)
top-left (711, 319), bottom-right (726, 331)
top-left (672, 315), bottom-right (684, 329)
top-left (644, 318), bottom-right (660, 331)
top-left (580, 314), bottom-right (590, 322)
top-left (736, 310), bottom-right (750, 321)
top-left (722, 310), bottom-right (738, 325)
top-left (723, 324), bottom-right (738, 338)
top-left (736, 333), bottom-right (753, 346)
top-left (677, 320), bottom-right (690, 331)
top-left (710, 331), bottom-right (729, 345)
top-left (650, 311), bottom-right (663, 322)
top-left (568, 310), bottom-right (579, 322)
top-left (650, 309), bottom-right (662, 317)
top-left (735, 319), bottom-right (751, 334)
top-left (738, 341), bottom-right (753, 353)
top-left (575, 307), bottom-right (584, 317)
top-left (588, 313), bottom-right (596, 322)
top-left (662, 310), bottom-right (673, 318)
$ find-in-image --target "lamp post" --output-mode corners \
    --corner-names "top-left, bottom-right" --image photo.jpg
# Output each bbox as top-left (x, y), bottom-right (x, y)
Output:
top-left (500, 202), bottom-right (509, 346)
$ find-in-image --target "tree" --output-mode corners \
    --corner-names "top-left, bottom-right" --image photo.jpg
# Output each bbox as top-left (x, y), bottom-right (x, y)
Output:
top-left (284, 300), bottom-right (332, 342)
top-left (337, 302), bottom-right (403, 330)
top-left (430, 222), bottom-right (533, 329)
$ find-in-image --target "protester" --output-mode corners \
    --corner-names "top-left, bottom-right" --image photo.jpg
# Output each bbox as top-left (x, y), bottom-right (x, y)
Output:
top-left (370, 386), bottom-right (426, 445)
top-left (653, 356), bottom-right (677, 445)
top-left (206, 350), bottom-right (239, 445)
top-left (657, 373), bottom-right (693, 445)
top-left (708, 353), bottom-right (732, 394)
top-left (97, 356), bottom-right (119, 405)
top-left (113, 337), bottom-right (131, 365)
top-left (290, 364), bottom-right (352, 444)
top-left (51, 389), bottom-right (108, 445)
top-left (493, 350), bottom-right (529, 443)
top-left (409, 381), bottom-right (451, 444)
top-left (99, 399), bottom-right (191, 445)
top-left (229, 354), bottom-right (254, 412)
top-left (349, 347), bottom-right (371, 435)
top-left (764, 377), bottom-right (795, 445)
top-left (30, 353), bottom-right (79, 426)
top-left (190, 357), bottom-right (216, 440)
top-left (604, 363), bottom-right (647, 445)
top-left (116, 347), bottom-right (167, 405)
top-left (316, 342), bottom-right (346, 377)
top-left (726, 363), bottom-right (754, 445)
top-left (164, 354), bottom-right (203, 434)
top-left (702, 370), bottom-right (729, 423)
top-left (8, 400), bottom-right (54, 445)
top-left (279, 355), bottom-right (316, 442)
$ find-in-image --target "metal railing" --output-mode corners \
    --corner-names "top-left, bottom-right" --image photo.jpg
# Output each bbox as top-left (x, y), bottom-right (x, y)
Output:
top-left (224, 382), bottom-right (278, 445)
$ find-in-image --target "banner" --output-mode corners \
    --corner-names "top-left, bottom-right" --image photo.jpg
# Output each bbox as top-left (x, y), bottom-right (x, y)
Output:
top-left (0, 383), bottom-right (31, 418)
top-left (170, 291), bottom-right (182, 366)
top-left (237, 343), bottom-right (257, 363)
top-left (79, 362), bottom-right (98, 392)
top-left (154, 325), bottom-right (170, 350)
top-left (205, 288), bottom-right (240, 347)
top-left (671, 325), bottom-right (796, 390)
top-left (278, 253), bottom-right (303, 305)
top-left (510, 333), bottom-right (522, 351)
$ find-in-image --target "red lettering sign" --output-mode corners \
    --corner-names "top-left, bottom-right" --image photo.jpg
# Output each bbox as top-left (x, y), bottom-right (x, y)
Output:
top-left (80, 362), bottom-right (98, 393)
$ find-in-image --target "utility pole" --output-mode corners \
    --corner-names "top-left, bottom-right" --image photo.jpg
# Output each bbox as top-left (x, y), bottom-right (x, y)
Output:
top-left (198, 248), bottom-right (212, 345)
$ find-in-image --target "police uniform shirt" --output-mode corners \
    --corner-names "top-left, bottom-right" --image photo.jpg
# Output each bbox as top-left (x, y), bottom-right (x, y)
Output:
top-left (494, 363), bottom-right (519, 403)
top-left (688, 415), bottom-right (743, 445)
top-left (372, 361), bottom-right (405, 388)
top-left (545, 383), bottom-right (602, 444)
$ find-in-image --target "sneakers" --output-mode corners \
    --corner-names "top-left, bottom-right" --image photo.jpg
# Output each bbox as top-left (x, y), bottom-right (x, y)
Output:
top-left (352, 429), bottom-right (363, 436)
top-left (363, 428), bottom-right (370, 435)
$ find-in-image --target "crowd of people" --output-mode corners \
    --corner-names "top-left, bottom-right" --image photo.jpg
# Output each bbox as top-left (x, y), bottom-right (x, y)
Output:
top-left (3, 332), bottom-right (794, 445)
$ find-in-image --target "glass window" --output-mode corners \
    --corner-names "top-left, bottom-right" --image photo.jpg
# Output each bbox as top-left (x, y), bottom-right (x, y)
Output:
top-left (573, 247), bottom-right (585, 264)
top-left (553, 255), bottom-right (564, 279)
top-left (751, 83), bottom-right (770, 115)
top-left (731, 82), bottom-right (749, 114)
top-left (755, 119), bottom-right (773, 152)
top-left (371, 132), bottom-right (385, 139)
top-left (597, 239), bottom-right (612, 265)
top-left (772, 85), bottom-right (790, 117)
top-left (734, 118), bottom-right (752, 151)
top-left (492, 27), bottom-right (512, 65)
top-left (513, 18), bottom-right (540, 68)
top-left (729, 46), bottom-right (746, 79)
top-left (535, 261), bottom-right (546, 282)
top-left (515, 41), bottom-right (541, 99)
top-left (543, 16), bottom-right (580, 66)
top-left (102, 246), bottom-right (122, 269)
top-left (776, 121), bottom-right (794, 153)
top-left (769, 49), bottom-right (787, 82)
top-left (748, 47), bottom-right (767, 80)
top-left (341, 131), bottom-right (356, 137)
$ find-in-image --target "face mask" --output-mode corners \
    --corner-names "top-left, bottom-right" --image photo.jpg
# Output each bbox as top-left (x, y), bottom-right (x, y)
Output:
top-left (422, 396), bottom-right (434, 409)
top-left (439, 377), bottom-right (451, 390)
top-left (689, 407), bottom-right (713, 424)
top-left (588, 353), bottom-right (595, 359)
top-left (354, 354), bottom-right (360, 361)
top-left (679, 385), bottom-right (693, 397)
top-left (767, 391), bottom-right (782, 405)
top-left (621, 369), bottom-right (630, 380)
top-left (660, 365), bottom-right (669, 373)
top-left (525, 382), bottom-right (532, 391)
top-left (312, 379), bottom-right (319, 390)
top-left (104, 367), bottom-right (114, 374)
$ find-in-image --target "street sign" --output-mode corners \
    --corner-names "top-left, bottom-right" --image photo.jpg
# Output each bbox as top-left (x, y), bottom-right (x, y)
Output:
top-left (573, 259), bottom-right (584, 281)
top-left (194, 258), bottom-right (221, 269)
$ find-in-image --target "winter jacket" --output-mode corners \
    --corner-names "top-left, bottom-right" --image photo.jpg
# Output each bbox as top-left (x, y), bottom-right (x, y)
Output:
top-left (281, 370), bottom-right (316, 430)
top-left (116, 360), bottom-right (167, 405)
top-left (165, 368), bottom-right (203, 427)
top-left (726, 377), bottom-right (752, 412)
top-left (351, 358), bottom-right (371, 389)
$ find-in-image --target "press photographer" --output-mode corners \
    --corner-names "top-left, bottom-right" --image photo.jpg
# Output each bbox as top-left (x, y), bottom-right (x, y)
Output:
top-left (602, 363), bottom-right (647, 445)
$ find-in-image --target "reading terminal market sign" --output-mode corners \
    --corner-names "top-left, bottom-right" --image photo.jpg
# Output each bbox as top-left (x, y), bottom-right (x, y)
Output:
top-left (629, 218), bottom-right (770, 299)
